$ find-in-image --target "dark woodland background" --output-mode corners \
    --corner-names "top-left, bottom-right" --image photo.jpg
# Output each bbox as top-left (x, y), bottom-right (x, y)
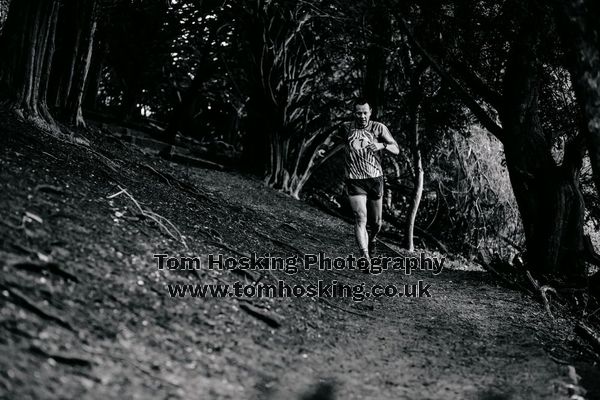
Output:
top-left (3, 1), bottom-right (600, 398)
top-left (1, 0), bottom-right (600, 294)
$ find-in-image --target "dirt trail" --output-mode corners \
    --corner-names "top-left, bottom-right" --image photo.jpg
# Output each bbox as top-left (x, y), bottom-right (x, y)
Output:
top-left (0, 113), bottom-right (598, 400)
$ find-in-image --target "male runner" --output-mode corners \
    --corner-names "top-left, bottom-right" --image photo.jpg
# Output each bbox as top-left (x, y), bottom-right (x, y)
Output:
top-left (343, 98), bottom-right (399, 265)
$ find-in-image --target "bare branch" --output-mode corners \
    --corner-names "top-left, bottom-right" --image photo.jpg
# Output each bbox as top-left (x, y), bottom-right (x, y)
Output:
top-left (398, 18), bottom-right (505, 142)
top-left (448, 60), bottom-right (503, 109)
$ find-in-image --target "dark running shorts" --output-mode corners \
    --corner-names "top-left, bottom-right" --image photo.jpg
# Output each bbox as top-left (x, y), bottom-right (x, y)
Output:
top-left (346, 176), bottom-right (384, 200)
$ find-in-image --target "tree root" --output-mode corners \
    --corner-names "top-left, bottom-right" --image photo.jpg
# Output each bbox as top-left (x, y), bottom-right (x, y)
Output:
top-left (134, 163), bottom-right (214, 203)
top-left (526, 270), bottom-right (559, 322)
top-left (53, 132), bottom-right (121, 175)
top-left (540, 285), bottom-right (558, 322)
top-left (205, 241), bottom-right (272, 283)
top-left (576, 321), bottom-right (600, 355)
top-left (207, 240), bottom-right (250, 258)
top-left (0, 282), bottom-right (75, 332)
top-left (9, 260), bottom-right (79, 283)
top-left (253, 229), bottom-right (305, 263)
top-left (30, 344), bottom-right (94, 367)
top-left (318, 298), bottom-right (375, 319)
top-left (34, 184), bottom-right (64, 194)
top-left (138, 163), bottom-right (172, 186)
top-left (81, 345), bottom-right (182, 389)
top-left (239, 303), bottom-right (282, 328)
top-left (108, 186), bottom-right (188, 249)
top-left (524, 270), bottom-right (600, 361)
top-left (526, 270), bottom-right (540, 291)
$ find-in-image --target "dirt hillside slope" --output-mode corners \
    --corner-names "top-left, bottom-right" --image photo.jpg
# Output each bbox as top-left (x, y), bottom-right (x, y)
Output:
top-left (0, 113), bottom-right (598, 399)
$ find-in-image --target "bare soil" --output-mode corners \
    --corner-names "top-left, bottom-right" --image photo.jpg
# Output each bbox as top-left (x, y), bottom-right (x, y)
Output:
top-left (0, 110), bottom-right (599, 400)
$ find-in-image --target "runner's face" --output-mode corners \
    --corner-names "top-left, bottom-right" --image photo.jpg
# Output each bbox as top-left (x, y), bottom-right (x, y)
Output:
top-left (354, 104), bottom-right (371, 128)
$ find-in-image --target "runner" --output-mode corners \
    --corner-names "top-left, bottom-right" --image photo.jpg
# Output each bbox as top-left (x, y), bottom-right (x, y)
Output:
top-left (343, 98), bottom-right (399, 270)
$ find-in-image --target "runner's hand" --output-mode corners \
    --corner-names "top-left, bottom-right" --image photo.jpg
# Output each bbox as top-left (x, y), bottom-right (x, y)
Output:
top-left (367, 142), bottom-right (384, 151)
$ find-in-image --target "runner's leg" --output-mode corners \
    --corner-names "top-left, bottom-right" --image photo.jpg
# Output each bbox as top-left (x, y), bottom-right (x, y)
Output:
top-left (348, 194), bottom-right (369, 256)
top-left (367, 196), bottom-right (383, 254)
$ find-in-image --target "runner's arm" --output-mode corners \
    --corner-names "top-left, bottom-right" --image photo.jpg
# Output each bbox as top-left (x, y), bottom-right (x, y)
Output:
top-left (316, 124), bottom-right (346, 157)
top-left (379, 129), bottom-right (399, 155)
top-left (367, 128), bottom-right (399, 155)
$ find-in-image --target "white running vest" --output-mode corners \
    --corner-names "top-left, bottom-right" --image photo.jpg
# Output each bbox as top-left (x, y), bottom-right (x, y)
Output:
top-left (344, 121), bottom-right (390, 179)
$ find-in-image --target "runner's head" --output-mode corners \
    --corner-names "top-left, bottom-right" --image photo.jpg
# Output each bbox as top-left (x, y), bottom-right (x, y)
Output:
top-left (353, 98), bottom-right (371, 128)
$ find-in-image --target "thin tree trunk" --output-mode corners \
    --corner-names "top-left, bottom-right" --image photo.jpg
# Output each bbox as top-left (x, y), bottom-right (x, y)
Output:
top-left (20, 1), bottom-right (41, 111)
top-left (66, 0), bottom-right (97, 127)
top-left (406, 105), bottom-right (423, 252)
top-left (48, 0), bottom-right (82, 112)
top-left (69, 20), bottom-right (95, 126)
top-left (62, 25), bottom-right (81, 109)
top-left (82, 39), bottom-right (105, 111)
top-left (39, 1), bottom-right (59, 123)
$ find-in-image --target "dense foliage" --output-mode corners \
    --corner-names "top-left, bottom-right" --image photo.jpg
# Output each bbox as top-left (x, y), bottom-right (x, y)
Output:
top-left (1, 0), bottom-right (599, 285)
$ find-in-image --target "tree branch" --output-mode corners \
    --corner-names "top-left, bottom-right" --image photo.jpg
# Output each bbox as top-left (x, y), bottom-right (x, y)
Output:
top-left (398, 17), bottom-right (506, 143)
top-left (562, 132), bottom-right (586, 175)
top-left (448, 59), bottom-right (503, 109)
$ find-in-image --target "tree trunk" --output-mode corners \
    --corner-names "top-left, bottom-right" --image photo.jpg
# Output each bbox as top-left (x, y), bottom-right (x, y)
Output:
top-left (558, 0), bottom-right (600, 198)
top-left (241, 93), bottom-right (275, 174)
top-left (119, 84), bottom-right (141, 121)
top-left (162, 75), bottom-right (204, 144)
top-left (38, 0), bottom-right (59, 123)
top-left (161, 57), bottom-right (219, 146)
top-left (397, 3), bottom-right (588, 281)
top-left (49, 0), bottom-right (81, 112)
top-left (82, 39), bottom-right (106, 111)
top-left (66, 0), bottom-right (97, 127)
top-left (504, 149), bottom-right (586, 280)
top-left (500, 24), bottom-right (586, 280)
top-left (0, 0), bottom-right (59, 126)
top-left (240, 5), bottom-right (278, 175)
top-left (363, 5), bottom-right (391, 119)
top-left (161, 9), bottom-right (221, 146)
